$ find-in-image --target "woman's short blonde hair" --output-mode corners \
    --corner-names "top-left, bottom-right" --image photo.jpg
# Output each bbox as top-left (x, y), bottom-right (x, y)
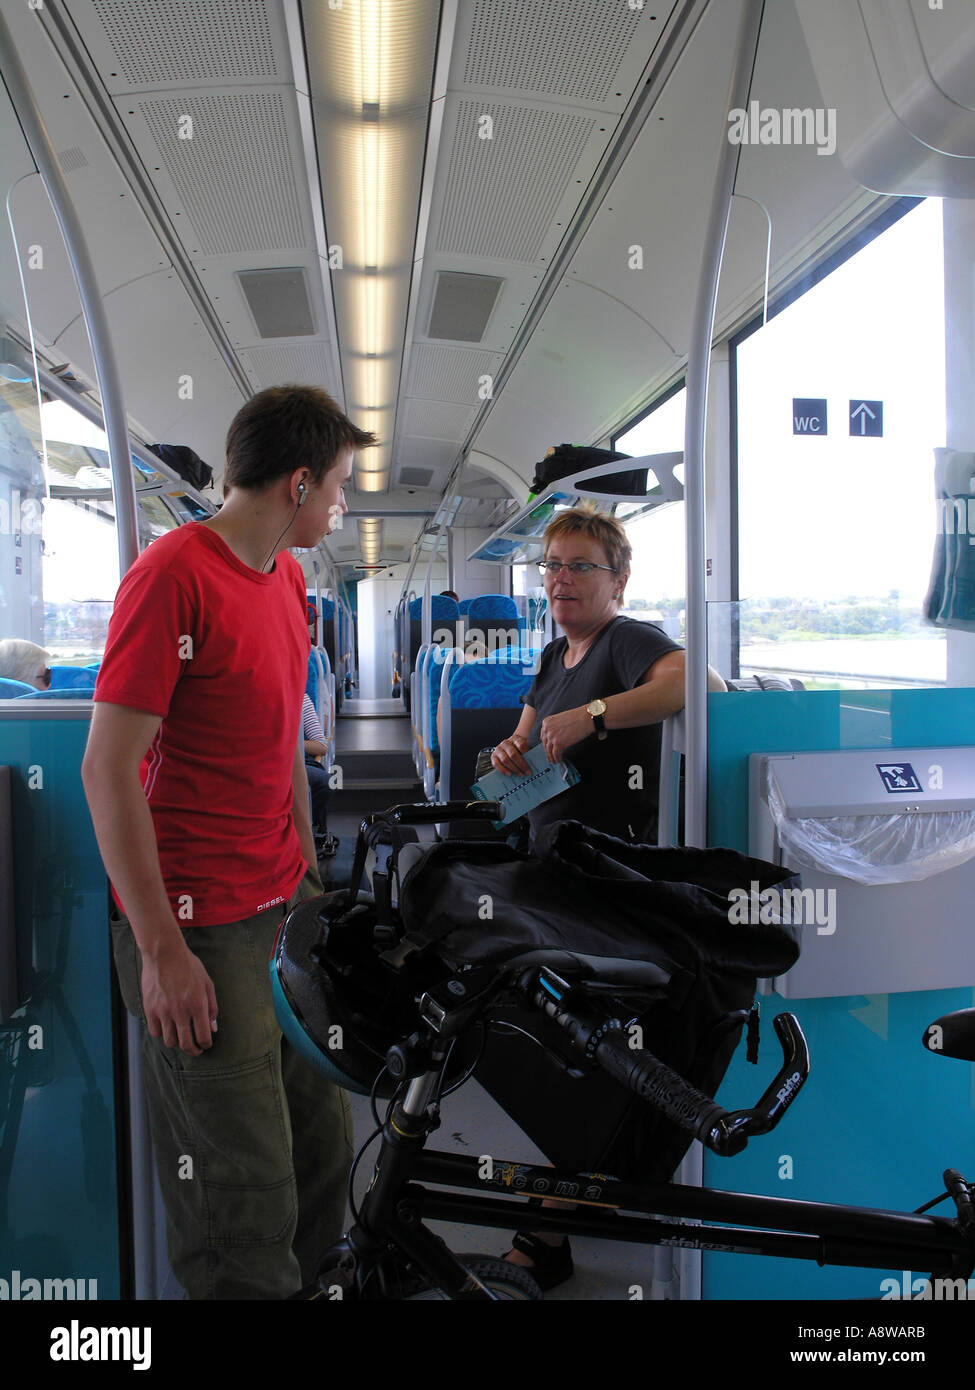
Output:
top-left (542, 505), bottom-right (631, 604)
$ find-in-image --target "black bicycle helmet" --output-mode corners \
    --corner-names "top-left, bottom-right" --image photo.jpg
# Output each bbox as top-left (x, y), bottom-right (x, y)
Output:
top-left (270, 891), bottom-right (477, 1096)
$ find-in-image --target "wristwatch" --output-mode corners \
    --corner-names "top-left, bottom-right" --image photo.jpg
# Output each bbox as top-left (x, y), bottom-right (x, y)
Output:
top-left (586, 698), bottom-right (608, 740)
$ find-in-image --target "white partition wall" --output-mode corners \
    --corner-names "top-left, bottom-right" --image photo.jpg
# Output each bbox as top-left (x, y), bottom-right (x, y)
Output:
top-left (356, 577), bottom-right (402, 700)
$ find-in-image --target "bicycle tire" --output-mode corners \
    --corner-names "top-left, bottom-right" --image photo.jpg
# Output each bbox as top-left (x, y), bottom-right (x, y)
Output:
top-left (401, 1255), bottom-right (543, 1301)
top-left (292, 1254), bottom-right (543, 1300)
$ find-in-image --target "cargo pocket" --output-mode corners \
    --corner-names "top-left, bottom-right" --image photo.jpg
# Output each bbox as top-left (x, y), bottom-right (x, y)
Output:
top-left (176, 1049), bottom-right (298, 1248)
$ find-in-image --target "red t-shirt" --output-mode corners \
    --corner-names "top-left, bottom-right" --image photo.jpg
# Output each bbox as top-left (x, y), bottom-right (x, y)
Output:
top-left (94, 523), bottom-right (309, 925)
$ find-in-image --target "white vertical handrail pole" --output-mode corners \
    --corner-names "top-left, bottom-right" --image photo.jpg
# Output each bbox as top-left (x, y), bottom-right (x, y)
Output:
top-left (0, 8), bottom-right (149, 1298)
top-left (683, 0), bottom-right (764, 850)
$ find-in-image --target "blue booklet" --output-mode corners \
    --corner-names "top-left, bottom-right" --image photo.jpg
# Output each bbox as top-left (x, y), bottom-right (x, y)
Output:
top-left (471, 741), bottom-right (581, 827)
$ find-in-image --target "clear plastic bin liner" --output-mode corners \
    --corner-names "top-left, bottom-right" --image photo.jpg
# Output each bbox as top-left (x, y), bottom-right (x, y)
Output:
top-left (767, 770), bottom-right (975, 885)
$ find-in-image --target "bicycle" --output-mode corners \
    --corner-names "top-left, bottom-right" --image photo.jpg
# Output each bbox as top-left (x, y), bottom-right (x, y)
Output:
top-left (270, 802), bottom-right (975, 1301)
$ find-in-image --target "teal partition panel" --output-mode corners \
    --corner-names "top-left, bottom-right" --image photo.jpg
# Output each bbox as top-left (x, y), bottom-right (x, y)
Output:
top-left (704, 689), bottom-right (975, 1300)
top-left (0, 708), bottom-right (121, 1300)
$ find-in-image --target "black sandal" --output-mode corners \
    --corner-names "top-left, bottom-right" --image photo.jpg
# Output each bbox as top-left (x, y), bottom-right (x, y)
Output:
top-left (506, 1231), bottom-right (573, 1291)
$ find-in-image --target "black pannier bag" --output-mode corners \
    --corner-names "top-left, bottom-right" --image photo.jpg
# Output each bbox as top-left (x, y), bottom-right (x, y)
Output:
top-left (148, 442), bottom-right (214, 492)
top-left (395, 821), bottom-right (800, 1183)
top-left (530, 444), bottom-right (648, 499)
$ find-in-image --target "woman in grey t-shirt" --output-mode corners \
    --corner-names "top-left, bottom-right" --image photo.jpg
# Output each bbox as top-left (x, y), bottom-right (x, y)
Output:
top-left (491, 503), bottom-right (687, 1289)
top-left (491, 505), bottom-right (686, 844)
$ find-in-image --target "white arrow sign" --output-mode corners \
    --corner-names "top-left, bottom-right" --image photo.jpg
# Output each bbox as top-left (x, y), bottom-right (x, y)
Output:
top-left (850, 401), bottom-right (876, 435)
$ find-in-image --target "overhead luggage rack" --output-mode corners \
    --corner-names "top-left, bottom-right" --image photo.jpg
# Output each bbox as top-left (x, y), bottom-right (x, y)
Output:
top-left (467, 452), bottom-right (683, 565)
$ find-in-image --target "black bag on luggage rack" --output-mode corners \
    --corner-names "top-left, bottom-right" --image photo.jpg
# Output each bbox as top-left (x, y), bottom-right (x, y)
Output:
top-left (394, 820), bottom-right (801, 1183)
top-left (529, 444), bottom-right (648, 499)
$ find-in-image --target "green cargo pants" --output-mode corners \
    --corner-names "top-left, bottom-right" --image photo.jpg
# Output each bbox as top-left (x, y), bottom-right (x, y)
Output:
top-left (111, 874), bottom-right (353, 1300)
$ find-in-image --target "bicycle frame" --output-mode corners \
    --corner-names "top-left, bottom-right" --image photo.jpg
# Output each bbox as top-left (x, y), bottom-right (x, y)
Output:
top-left (310, 1055), bottom-right (974, 1300)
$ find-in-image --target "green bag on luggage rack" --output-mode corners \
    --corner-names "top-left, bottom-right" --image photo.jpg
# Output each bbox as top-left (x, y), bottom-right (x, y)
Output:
top-left (394, 820), bottom-right (801, 1183)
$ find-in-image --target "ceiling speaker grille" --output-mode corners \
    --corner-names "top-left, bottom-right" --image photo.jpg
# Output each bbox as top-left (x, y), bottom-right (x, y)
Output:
top-left (427, 272), bottom-right (503, 341)
top-left (398, 467), bottom-right (435, 487)
top-left (465, 0), bottom-right (652, 103)
top-left (237, 269), bottom-right (315, 338)
top-left (436, 100), bottom-right (593, 261)
top-left (91, 0), bottom-right (278, 85)
top-left (397, 439), bottom-right (457, 470)
top-left (140, 93), bottom-right (304, 254)
top-left (242, 345), bottom-right (332, 389)
top-left (407, 345), bottom-right (503, 402)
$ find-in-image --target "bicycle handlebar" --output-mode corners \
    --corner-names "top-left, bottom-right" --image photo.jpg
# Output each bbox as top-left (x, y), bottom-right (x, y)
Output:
top-left (529, 969), bottom-right (809, 1158)
top-left (348, 801), bottom-right (502, 896)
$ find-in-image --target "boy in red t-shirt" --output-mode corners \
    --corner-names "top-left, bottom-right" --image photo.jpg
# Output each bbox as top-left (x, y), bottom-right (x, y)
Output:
top-left (83, 386), bottom-right (374, 1299)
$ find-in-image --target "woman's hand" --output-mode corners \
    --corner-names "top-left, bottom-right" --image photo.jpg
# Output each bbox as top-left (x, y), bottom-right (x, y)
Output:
top-left (491, 732), bottom-right (532, 776)
top-left (539, 706), bottom-right (592, 764)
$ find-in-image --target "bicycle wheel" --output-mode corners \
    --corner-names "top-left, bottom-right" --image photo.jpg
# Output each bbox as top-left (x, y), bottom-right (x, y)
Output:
top-left (402, 1255), bottom-right (542, 1301)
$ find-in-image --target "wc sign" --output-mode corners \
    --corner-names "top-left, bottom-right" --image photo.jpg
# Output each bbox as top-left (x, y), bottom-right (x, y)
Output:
top-left (876, 763), bottom-right (922, 793)
top-left (793, 398), bottom-right (827, 435)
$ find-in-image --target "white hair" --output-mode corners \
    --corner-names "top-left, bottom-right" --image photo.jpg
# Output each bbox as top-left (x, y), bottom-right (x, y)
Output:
top-left (0, 639), bottom-right (50, 687)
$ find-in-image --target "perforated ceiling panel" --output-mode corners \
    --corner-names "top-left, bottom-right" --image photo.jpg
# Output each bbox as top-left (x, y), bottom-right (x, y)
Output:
top-left (465, 0), bottom-right (653, 103)
top-left (57, 146), bottom-right (89, 173)
top-left (436, 101), bottom-right (593, 261)
top-left (139, 93), bottom-right (304, 254)
top-left (242, 345), bottom-right (333, 390)
top-left (402, 399), bottom-right (479, 440)
top-left (89, 0), bottom-right (278, 85)
top-left (407, 345), bottom-right (504, 403)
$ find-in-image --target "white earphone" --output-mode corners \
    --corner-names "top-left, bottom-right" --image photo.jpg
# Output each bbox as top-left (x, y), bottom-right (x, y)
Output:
top-left (297, 482), bottom-right (307, 506)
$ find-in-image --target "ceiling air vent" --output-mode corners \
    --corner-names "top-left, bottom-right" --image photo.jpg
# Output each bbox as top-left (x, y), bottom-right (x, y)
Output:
top-left (427, 272), bottom-right (503, 342)
top-left (237, 268), bottom-right (315, 338)
top-left (398, 467), bottom-right (435, 487)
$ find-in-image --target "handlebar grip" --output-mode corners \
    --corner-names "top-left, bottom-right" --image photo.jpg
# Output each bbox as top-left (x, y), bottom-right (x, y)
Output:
top-left (593, 1030), bottom-right (740, 1153)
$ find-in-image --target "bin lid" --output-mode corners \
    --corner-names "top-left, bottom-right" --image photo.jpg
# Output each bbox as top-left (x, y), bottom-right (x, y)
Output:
top-left (761, 747), bottom-right (975, 817)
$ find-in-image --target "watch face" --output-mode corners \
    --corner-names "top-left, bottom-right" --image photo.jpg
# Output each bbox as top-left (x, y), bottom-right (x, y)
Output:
top-left (588, 699), bottom-right (607, 717)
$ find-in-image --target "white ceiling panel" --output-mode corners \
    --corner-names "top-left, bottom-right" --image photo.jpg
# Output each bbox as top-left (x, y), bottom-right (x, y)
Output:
top-left (406, 344), bottom-right (504, 402)
top-left (241, 344), bottom-right (337, 393)
top-left (54, 269), bottom-right (246, 475)
top-left (463, 0), bottom-right (670, 104)
top-left (473, 0), bottom-right (879, 479)
top-left (401, 399), bottom-right (480, 441)
top-left (434, 99), bottom-right (597, 262)
top-left (70, 0), bottom-right (288, 89)
top-left (134, 90), bottom-right (309, 256)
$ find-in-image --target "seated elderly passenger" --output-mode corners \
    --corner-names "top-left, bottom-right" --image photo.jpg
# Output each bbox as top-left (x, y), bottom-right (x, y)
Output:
top-left (491, 505), bottom-right (686, 845)
top-left (0, 639), bottom-right (51, 691)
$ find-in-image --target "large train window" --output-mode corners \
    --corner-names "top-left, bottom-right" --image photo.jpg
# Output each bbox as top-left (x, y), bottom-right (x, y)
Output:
top-left (0, 381), bottom-right (122, 686)
top-left (733, 198), bottom-right (946, 690)
top-left (614, 385), bottom-right (685, 641)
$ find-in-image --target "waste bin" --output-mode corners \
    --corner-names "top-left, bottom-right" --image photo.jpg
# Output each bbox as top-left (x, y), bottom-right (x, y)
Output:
top-left (749, 746), bottom-right (975, 997)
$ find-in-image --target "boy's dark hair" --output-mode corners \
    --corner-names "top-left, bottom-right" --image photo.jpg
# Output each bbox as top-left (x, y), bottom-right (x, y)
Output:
top-left (224, 385), bottom-right (376, 492)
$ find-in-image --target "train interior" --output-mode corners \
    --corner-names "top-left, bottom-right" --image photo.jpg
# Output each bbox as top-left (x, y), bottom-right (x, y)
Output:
top-left (2, 0), bottom-right (975, 1302)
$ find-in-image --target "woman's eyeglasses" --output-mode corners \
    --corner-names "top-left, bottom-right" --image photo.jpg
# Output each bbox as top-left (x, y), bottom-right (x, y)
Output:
top-left (537, 560), bottom-right (616, 576)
